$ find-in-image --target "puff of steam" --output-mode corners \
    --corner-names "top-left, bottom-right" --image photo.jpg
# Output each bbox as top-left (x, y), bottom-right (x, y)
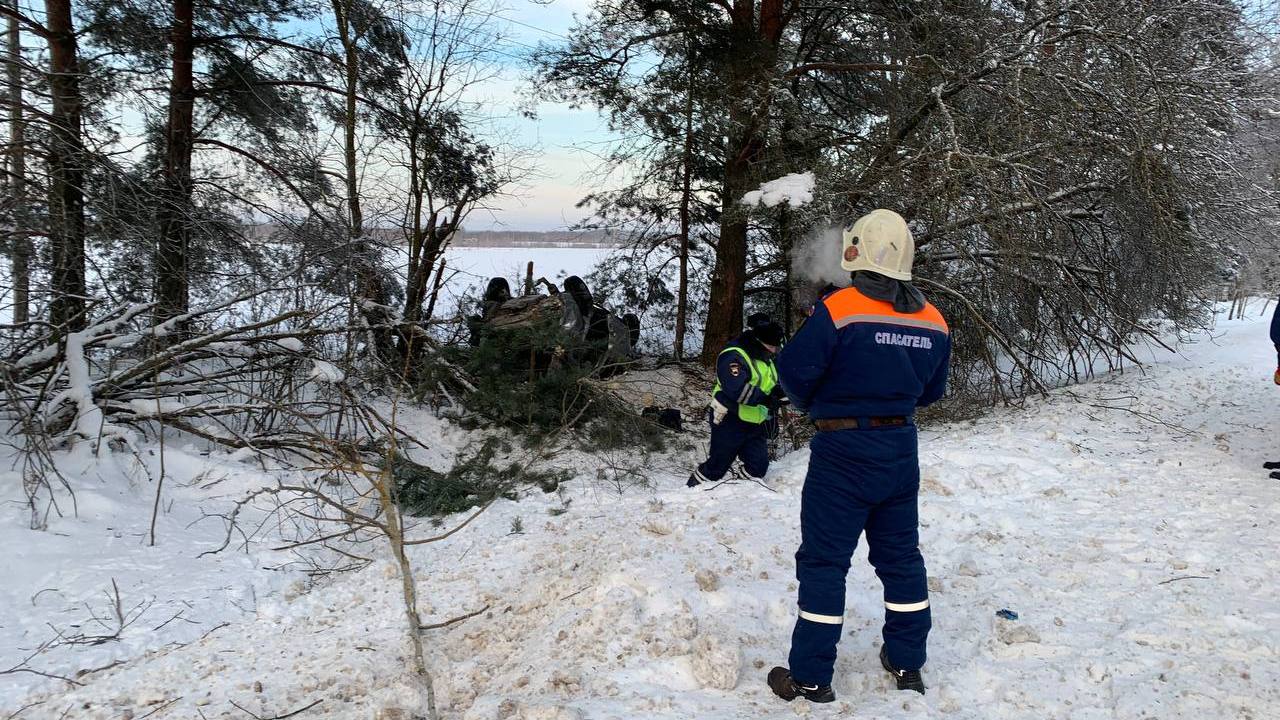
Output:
top-left (792, 224), bottom-right (849, 287)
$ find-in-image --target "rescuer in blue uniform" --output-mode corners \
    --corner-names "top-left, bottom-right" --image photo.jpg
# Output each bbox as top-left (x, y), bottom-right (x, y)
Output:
top-left (1267, 301), bottom-right (1280, 479)
top-left (1272, 299), bottom-right (1279, 383)
top-left (768, 209), bottom-right (951, 703)
top-left (688, 314), bottom-right (786, 487)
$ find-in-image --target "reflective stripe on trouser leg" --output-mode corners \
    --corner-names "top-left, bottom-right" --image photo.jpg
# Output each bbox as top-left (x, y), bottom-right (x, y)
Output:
top-left (798, 610), bottom-right (843, 624)
top-left (787, 435), bottom-right (873, 687)
top-left (883, 602), bottom-right (931, 671)
top-left (865, 458), bottom-right (930, 671)
top-left (789, 610), bottom-right (843, 687)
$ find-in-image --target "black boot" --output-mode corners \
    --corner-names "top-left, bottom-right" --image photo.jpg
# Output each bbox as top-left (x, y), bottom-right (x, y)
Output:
top-left (880, 647), bottom-right (925, 694)
top-left (767, 667), bottom-right (835, 703)
top-left (687, 469), bottom-right (709, 488)
top-left (1264, 461), bottom-right (1280, 470)
top-left (1270, 471), bottom-right (1280, 481)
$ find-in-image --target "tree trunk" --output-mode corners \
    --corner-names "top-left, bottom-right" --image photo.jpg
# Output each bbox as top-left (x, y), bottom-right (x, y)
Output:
top-left (7, 2), bottom-right (29, 324)
top-left (154, 0), bottom-right (195, 328)
top-left (779, 204), bottom-right (793, 333)
top-left (406, 213), bottom-right (451, 322)
top-left (336, 2), bottom-right (362, 242)
top-left (674, 59), bottom-right (694, 361)
top-left (332, 0), bottom-right (395, 361)
top-left (700, 0), bottom-right (785, 363)
top-left (702, 154), bottom-right (750, 363)
top-left (403, 135), bottom-right (427, 324)
top-left (403, 232), bottom-right (430, 323)
top-left (402, 185), bottom-right (438, 326)
top-left (422, 256), bottom-right (446, 327)
top-left (44, 0), bottom-right (85, 330)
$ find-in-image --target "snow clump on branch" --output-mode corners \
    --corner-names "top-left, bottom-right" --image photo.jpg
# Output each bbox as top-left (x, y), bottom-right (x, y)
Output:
top-left (740, 171), bottom-right (815, 208)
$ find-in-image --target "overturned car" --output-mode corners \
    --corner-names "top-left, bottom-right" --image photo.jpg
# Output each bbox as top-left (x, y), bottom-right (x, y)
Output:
top-left (469, 275), bottom-right (639, 367)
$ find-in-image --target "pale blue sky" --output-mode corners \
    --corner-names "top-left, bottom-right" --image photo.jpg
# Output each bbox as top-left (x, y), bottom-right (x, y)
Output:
top-left (95, 0), bottom-right (615, 233)
top-left (462, 0), bottom-right (620, 232)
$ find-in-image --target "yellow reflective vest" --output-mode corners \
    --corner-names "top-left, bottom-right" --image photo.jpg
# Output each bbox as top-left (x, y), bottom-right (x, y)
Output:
top-left (712, 345), bottom-right (778, 424)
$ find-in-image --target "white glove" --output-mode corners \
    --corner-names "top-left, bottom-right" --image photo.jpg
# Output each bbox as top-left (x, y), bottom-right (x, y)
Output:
top-left (710, 399), bottom-right (729, 425)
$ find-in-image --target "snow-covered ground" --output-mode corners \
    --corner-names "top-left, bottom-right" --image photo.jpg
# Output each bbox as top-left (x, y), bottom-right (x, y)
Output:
top-left (3, 305), bottom-right (1279, 719)
top-left (0, 445), bottom-right (310, 708)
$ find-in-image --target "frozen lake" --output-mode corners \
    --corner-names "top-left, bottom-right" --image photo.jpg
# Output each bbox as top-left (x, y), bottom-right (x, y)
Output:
top-left (0, 246), bottom-right (622, 327)
top-left (433, 245), bottom-right (618, 316)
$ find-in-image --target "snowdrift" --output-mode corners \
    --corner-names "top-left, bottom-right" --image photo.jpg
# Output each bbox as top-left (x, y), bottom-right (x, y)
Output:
top-left (4, 308), bottom-right (1280, 719)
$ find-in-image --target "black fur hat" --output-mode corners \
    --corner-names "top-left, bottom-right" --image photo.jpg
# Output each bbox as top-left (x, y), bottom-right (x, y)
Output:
top-left (747, 313), bottom-right (785, 347)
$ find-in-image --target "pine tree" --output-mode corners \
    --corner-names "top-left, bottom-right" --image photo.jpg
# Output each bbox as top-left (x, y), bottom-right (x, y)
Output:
top-left (81, 0), bottom-right (319, 328)
top-left (4, 0), bottom-right (29, 324)
top-left (44, 0), bottom-right (87, 330)
top-left (546, 0), bottom-right (1276, 398)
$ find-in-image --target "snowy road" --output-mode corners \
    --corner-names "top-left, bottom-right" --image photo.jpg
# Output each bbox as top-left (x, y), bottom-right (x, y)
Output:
top-left (5, 306), bottom-right (1280, 719)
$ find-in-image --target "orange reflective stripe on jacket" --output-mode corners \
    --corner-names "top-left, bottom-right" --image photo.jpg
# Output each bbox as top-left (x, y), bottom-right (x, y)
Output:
top-left (822, 288), bottom-right (949, 335)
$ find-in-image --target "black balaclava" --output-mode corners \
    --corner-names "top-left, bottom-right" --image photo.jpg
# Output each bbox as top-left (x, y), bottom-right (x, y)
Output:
top-left (853, 270), bottom-right (925, 314)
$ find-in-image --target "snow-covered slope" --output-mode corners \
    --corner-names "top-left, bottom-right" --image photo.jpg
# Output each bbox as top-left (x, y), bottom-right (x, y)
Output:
top-left (5, 306), bottom-right (1280, 719)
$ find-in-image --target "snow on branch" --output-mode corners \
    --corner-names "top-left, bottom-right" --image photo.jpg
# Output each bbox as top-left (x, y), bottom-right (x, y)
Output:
top-left (741, 172), bottom-right (816, 208)
top-left (1, 291), bottom-right (397, 462)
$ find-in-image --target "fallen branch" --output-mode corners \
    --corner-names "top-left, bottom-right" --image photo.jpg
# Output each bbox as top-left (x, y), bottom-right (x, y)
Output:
top-left (403, 496), bottom-right (498, 546)
top-left (419, 603), bottom-right (491, 631)
top-left (74, 659), bottom-right (125, 679)
top-left (138, 697), bottom-right (182, 719)
top-left (1157, 575), bottom-right (1210, 585)
top-left (0, 665), bottom-right (81, 687)
top-left (229, 698), bottom-right (323, 720)
top-left (5, 700), bottom-right (47, 720)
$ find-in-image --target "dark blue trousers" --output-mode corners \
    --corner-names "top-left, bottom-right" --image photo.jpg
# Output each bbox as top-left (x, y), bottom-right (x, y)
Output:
top-left (788, 425), bottom-right (930, 687)
top-left (697, 416), bottom-right (769, 481)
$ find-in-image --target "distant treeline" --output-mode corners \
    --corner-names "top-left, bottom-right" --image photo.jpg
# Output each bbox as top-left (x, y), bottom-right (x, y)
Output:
top-left (240, 225), bottom-right (622, 250)
top-left (452, 230), bottom-right (623, 249)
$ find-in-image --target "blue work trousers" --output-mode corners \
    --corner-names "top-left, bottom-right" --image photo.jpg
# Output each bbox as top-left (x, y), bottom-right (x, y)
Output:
top-left (787, 425), bottom-right (930, 686)
top-left (698, 415), bottom-right (769, 481)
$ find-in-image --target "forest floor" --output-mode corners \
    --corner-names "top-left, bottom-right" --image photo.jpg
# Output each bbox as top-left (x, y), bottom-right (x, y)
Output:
top-left (3, 303), bottom-right (1279, 720)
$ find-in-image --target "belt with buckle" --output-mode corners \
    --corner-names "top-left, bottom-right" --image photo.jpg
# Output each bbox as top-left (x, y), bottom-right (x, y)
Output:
top-left (814, 416), bottom-right (910, 431)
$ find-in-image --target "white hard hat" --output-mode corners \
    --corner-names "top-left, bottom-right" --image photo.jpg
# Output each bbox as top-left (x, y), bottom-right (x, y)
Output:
top-left (841, 209), bottom-right (914, 280)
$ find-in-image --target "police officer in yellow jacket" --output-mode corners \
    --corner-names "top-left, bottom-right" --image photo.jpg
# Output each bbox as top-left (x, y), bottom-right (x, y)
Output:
top-left (768, 210), bottom-right (951, 703)
top-left (688, 314), bottom-right (786, 487)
